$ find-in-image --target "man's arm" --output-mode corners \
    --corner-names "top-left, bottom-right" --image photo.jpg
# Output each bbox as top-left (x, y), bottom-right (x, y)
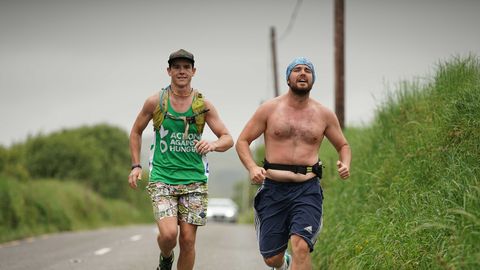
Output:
top-left (324, 110), bottom-right (351, 179)
top-left (236, 104), bottom-right (269, 184)
top-left (128, 95), bottom-right (157, 189)
top-left (195, 99), bottom-right (233, 155)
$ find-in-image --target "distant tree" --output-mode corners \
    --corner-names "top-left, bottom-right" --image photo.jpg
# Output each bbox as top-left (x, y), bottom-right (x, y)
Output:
top-left (0, 145), bottom-right (5, 173)
top-left (24, 124), bottom-right (131, 199)
top-left (0, 144), bottom-right (30, 181)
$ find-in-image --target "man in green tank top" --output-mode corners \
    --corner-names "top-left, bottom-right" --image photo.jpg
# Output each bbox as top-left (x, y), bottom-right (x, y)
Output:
top-left (128, 49), bottom-right (234, 270)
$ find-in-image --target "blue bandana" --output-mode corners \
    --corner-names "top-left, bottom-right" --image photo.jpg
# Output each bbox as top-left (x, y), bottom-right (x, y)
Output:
top-left (286, 57), bottom-right (316, 84)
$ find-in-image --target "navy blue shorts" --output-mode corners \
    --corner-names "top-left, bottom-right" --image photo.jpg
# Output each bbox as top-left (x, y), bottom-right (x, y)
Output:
top-left (254, 177), bottom-right (323, 258)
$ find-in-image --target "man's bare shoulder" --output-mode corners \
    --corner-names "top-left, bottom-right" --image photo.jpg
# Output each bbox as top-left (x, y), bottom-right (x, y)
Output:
top-left (310, 100), bottom-right (340, 126)
top-left (255, 97), bottom-right (280, 111)
top-left (244, 97), bottom-right (280, 123)
top-left (309, 99), bottom-right (333, 114)
top-left (202, 99), bottom-right (219, 118)
top-left (202, 98), bottom-right (215, 109)
top-left (143, 92), bottom-right (160, 112)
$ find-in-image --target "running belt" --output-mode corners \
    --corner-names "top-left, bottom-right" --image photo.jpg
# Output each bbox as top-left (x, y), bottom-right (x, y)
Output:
top-left (263, 159), bottom-right (323, 178)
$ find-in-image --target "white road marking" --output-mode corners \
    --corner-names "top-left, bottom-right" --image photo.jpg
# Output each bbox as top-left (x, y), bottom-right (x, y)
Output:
top-left (93, 234), bottom-right (143, 257)
top-left (94, 247), bottom-right (111, 256)
top-left (130, 234), bottom-right (142, 241)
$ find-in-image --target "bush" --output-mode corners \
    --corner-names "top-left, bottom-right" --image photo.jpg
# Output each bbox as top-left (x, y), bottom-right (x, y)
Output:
top-left (21, 124), bottom-right (131, 199)
top-left (313, 56), bottom-right (480, 269)
top-left (0, 176), bottom-right (149, 243)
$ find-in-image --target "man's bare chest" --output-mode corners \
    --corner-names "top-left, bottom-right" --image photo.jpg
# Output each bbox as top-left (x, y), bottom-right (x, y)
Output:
top-left (267, 115), bottom-right (325, 144)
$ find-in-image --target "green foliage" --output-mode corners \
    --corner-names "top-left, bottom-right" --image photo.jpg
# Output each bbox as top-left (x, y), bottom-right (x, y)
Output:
top-left (233, 144), bottom-right (265, 220)
top-left (0, 143), bottom-right (30, 181)
top-left (0, 176), bottom-right (149, 243)
top-left (23, 124), bottom-right (131, 199)
top-left (313, 56), bottom-right (480, 269)
top-left (233, 178), bottom-right (258, 224)
top-left (0, 123), bottom-right (153, 243)
top-left (0, 145), bottom-right (5, 172)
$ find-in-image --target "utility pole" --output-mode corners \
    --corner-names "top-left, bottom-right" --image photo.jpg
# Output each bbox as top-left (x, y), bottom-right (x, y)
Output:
top-left (334, 0), bottom-right (345, 128)
top-left (270, 26), bottom-right (280, 97)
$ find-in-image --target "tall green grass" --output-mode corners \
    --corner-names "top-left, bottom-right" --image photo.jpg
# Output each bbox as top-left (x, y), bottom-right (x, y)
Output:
top-left (0, 124), bottom-right (154, 243)
top-left (0, 176), bottom-right (151, 243)
top-left (314, 56), bottom-right (480, 269)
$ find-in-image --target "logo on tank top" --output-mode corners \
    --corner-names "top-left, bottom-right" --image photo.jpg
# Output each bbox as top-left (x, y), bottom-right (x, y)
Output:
top-left (159, 125), bottom-right (201, 154)
top-left (159, 126), bottom-right (169, 153)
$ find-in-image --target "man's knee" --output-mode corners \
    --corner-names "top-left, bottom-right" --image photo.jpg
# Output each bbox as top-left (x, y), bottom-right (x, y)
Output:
top-left (158, 229), bottom-right (177, 246)
top-left (292, 235), bottom-right (310, 250)
top-left (178, 232), bottom-right (196, 251)
top-left (291, 235), bottom-right (311, 258)
top-left (157, 217), bottom-right (179, 246)
top-left (263, 253), bottom-right (284, 268)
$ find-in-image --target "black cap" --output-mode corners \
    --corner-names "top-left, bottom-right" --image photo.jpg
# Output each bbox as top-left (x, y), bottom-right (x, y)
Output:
top-left (168, 49), bottom-right (195, 65)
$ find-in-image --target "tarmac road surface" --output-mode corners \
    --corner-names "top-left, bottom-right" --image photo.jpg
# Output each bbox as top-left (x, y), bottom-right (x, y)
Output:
top-left (0, 223), bottom-right (267, 270)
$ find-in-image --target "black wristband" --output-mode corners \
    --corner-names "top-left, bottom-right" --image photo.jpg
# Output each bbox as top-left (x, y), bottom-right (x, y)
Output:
top-left (131, 164), bottom-right (142, 170)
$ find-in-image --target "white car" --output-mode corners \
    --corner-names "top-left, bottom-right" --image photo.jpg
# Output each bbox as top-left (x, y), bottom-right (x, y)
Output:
top-left (207, 198), bottom-right (239, 223)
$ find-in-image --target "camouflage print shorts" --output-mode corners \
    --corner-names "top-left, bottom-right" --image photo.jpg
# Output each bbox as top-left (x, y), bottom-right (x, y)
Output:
top-left (146, 181), bottom-right (208, 226)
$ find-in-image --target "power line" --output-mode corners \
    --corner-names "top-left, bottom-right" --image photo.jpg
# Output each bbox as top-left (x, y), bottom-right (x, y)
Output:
top-left (278, 0), bottom-right (303, 42)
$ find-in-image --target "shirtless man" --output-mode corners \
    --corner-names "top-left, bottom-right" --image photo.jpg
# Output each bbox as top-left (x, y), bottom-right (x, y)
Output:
top-left (236, 57), bottom-right (351, 270)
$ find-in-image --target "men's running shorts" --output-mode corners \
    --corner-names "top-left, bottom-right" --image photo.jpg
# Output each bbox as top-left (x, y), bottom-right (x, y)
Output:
top-left (147, 181), bottom-right (208, 226)
top-left (254, 177), bottom-right (323, 258)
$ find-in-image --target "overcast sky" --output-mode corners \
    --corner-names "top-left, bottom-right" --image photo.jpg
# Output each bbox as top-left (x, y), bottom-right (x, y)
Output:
top-left (1, 0), bottom-right (479, 146)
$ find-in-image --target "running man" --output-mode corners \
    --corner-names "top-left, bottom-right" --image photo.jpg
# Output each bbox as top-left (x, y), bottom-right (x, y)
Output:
top-left (236, 57), bottom-right (351, 270)
top-left (129, 49), bottom-right (234, 270)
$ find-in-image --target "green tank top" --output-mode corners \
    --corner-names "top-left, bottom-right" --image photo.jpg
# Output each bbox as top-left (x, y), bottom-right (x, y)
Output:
top-left (149, 98), bottom-right (209, 184)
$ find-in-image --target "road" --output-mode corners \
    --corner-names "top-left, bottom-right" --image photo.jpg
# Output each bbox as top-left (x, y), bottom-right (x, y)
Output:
top-left (0, 223), bottom-right (267, 270)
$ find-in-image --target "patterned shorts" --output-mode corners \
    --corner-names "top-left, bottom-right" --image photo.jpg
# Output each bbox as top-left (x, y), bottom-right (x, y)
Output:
top-left (146, 181), bottom-right (208, 226)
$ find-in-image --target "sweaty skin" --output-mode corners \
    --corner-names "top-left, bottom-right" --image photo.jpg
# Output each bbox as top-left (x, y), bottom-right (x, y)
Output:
top-left (236, 64), bottom-right (351, 184)
top-left (236, 61), bottom-right (351, 270)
